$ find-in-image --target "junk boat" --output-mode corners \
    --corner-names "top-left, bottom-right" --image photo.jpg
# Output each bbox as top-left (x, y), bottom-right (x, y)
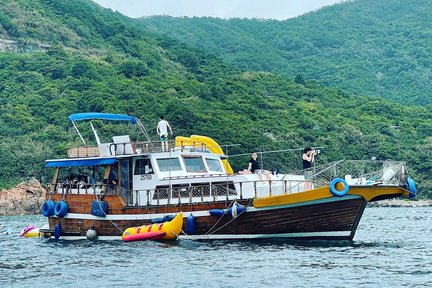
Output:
top-left (40, 113), bottom-right (417, 240)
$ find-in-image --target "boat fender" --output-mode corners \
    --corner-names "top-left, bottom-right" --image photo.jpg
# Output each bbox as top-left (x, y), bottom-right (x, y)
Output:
top-left (86, 226), bottom-right (98, 241)
top-left (186, 214), bottom-right (196, 235)
top-left (54, 223), bottom-right (61, 239)
top-left (150, 218), bottom-right (165, 224)
top-left (209, 209), bottom-right (225, 217)
top-left (90, 200), bottom-right (108, 217)
top-left (41, 200), bottom-right (56, 217)
top-left (163, 215), bottom-right (175, 222)
top-left (407, 178), bottom-right (417, 199)
top-left (227, 204), bottom-right (246, 218)
top-left (329, 178), bottom-right (349, 197)
top-left (54, 201), bottom-right (69, 218)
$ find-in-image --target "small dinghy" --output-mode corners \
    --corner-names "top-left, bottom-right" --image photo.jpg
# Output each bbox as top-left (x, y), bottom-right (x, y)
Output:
top-left (122, 212), bottom-right (183, 242)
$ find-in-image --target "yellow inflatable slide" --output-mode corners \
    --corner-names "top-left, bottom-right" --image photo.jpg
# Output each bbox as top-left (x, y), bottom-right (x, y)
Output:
top-left (175, 135), bottom-right (234, 174)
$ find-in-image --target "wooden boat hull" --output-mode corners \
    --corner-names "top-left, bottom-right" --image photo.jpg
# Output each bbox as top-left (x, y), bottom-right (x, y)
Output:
top-left (40, 185), bottom-right (408, 241)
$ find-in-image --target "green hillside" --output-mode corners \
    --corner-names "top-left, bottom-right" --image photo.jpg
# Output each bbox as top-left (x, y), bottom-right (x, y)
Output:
top-left (139, 0), bottom-right (432, 105)
top-left (0, 0), bottom-right (431, 197)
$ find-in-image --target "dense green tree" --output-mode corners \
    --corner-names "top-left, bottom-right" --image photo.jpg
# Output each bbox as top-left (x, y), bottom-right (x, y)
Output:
top-left (139, 0), bottom-right (432, 105)
top-left (0, 0), bottom-right (430, 197)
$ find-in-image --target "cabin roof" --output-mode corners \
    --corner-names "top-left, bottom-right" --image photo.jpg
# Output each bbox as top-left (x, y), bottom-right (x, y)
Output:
top-left (45, 157), bottom-right (117, 168)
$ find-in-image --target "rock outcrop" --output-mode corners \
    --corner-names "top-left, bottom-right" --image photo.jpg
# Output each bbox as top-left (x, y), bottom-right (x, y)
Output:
top-left (0, 179), bottom-right (46, 215)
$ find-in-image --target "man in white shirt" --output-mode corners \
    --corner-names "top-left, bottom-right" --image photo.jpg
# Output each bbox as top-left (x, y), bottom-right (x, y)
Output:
top-left (156, 116), bottom-right (173, 152)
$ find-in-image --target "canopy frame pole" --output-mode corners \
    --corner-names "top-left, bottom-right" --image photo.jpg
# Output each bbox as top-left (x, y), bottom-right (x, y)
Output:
top-left (136, 118), bottom-right (151, 142)
top-left (72, 121), bottom-right (87, 146)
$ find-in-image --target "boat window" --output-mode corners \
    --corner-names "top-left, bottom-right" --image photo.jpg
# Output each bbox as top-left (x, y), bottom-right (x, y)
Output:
top-left (205, 158), bottom-right (223, 172)
top-left (156, 158), bottom-right (182, 172)
top-left (134, 158), bottom-right (153, 175)
top-left (183, 156), bottom-right (207, 173)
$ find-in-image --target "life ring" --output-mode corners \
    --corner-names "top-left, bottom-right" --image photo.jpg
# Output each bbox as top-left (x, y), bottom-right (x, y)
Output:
top-left (54, 201), bottom-right (69, 218)
top-left (329, 178), bottom-right (349, 197)
top-left (41, 200), bottom-right (56, 217)
top-left (407, 178), bottom-right (417, 199)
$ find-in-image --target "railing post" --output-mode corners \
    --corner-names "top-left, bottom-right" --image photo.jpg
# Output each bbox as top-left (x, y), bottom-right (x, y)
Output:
top-left (178, 188), bottom-right (181, 204)
top-left (254, 181), bottom-right (257, 198)
top-left (211, 184), bottom-right (215, 202)
top-left (189, 185), bottom-right (193, 204)
top-left (239, 182), bottom-right (243, 199)
top-left (226, 183), bottom-right (229, 202)
top-left (269, 181), bottom-right (272, 197)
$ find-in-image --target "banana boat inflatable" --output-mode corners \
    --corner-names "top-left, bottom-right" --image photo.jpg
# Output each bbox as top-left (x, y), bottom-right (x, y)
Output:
top-left (122, 212), bottom-right (183, 242)
top-left (20, 225), bottom-right (41, 238)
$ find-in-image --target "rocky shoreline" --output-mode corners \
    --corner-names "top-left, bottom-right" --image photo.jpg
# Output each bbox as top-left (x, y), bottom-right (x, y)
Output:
top-left (0, 180), bottom-right (46, 216)
top-left (0, 181), bottom-right (430, 215)
top-left (367, 198), bottom-right (432, 207)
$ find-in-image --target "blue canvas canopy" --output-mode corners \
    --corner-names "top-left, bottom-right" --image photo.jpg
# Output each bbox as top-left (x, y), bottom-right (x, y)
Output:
top-left (68, 113), bottom-right (137, 124)
top-left (45, 158), bottom-right (117, 168)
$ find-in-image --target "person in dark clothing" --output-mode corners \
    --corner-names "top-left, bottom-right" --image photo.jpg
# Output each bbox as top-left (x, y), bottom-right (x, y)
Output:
top-left (247, 152), bottom-right (272, 182)
top-left (302, 147), bottom-right (317, 190)
top-left (302, 147), bottom-right (315, 169)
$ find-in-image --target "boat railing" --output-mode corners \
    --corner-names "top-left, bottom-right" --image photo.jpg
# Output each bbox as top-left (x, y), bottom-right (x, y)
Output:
top-left (295, 160), bottom-right (407, 187)
top-left (47, 160), bottom-right (406, 205)
top-left (67, 140), bottom-right (208, 158)
top-left (49, 182), bottom-right (121, 196)
top-left (121, 179), bottom-right (308, 206)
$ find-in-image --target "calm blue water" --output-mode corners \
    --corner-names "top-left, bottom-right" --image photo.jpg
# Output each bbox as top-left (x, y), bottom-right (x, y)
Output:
top-left (1, 207), bottom-right (431, 288)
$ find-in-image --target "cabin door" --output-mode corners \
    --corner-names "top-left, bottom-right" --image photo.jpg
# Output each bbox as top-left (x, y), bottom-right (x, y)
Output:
top-left (119, 159), bottom-right (132, 192)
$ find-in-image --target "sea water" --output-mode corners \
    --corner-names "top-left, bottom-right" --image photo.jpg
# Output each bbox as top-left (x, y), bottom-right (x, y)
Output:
top-left (1, 207), bottom-right (431, 288)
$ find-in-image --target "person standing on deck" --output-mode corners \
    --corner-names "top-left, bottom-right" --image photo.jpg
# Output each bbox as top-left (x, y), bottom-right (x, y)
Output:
top-left (302, 147), bottom-right (316, 190)
top-left (156, 116), bottom-right (173, 152)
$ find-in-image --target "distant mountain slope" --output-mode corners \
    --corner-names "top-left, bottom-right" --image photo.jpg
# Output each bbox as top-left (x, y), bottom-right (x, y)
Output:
top-left (139, 0), bottom-right (432, 105)
top-left (0, 0), bottom-right (431, 195)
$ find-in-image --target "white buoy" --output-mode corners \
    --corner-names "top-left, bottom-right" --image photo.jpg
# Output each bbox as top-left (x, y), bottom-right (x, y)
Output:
top-left (86, 227), bottom-right (97, 241)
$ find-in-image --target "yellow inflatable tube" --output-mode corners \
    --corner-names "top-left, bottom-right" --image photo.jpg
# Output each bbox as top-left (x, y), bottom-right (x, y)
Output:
top-left (175, 135), bottom-right (234, 174)
top-left (122, 212), bottom-right (183, 242)
top-left (175, 136), bottom-right (195, 147)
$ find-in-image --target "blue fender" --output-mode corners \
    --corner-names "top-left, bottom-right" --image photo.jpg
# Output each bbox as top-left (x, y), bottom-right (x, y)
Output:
top-left (41, 200), bottom-right (56, 217)
top-left (54, 223), bottom-right (62, 239)
top-left (227, 205), bottom-right (246, 218)
top-left (209, 209), bottom-right (225, 217)
top-left (150, 218), bottom-right (165, 224)
top-left (54, 201), bottom-right (69, 218)
top-left (329, 178), bottom-right (349, 197)
top-left (163, 215), bottom-right (175, 222)
top-left (407, 178), bottom-right (417, 199)
top-left (186, 214), bottom-right (196, 235)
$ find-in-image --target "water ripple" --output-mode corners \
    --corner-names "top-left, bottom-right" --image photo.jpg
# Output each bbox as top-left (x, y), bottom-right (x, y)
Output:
top-left (1, 208), bottom-right (432, 287)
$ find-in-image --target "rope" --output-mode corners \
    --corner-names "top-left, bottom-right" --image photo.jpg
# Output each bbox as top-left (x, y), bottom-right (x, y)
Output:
top-left (205, 198), bottom-right (253, 236)
top-left (204, 199), bottom-right (236, 235)
top-left (94, 192), bottom-right (124, 234)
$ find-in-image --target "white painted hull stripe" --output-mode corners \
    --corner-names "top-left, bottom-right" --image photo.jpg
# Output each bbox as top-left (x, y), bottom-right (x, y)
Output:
top-left (180, 231), bottom-right (351, 240)
top-left (57, 231), bottom-right (351, 241)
